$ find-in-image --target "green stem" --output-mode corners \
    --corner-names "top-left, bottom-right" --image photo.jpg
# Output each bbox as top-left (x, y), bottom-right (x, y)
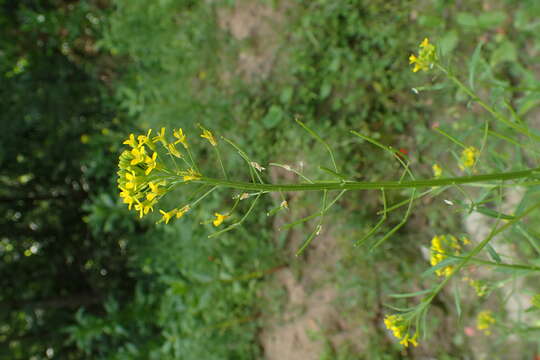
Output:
top-left (419, 200), bottom-right (540, 312)
top-left (437, 64), bottom-right (540, 142)
top-left (192, 167), bottom-right (539, 192)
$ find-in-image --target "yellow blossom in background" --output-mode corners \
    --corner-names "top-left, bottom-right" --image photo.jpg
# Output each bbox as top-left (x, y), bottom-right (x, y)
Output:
top-left (173, 128), bottom-right (189, 149)
top-left (200, 126), bottom-right (217, 146)
top-left (80, 134), bottom-right (90, 144)
top-left (409, 37), bottom-right (437, 72)
top-left (159, 209), bottom-right (177, 224)
top-left (459, 146), bottom-right (480, 170)
top-left (176, 205), bottom-right (190, 218)
top-left (476, 310), bottom-right (496, 335)
top-left (384, 314), bottom-right (418, 348)
top-left (432, 163), bottom-right (442, 178)
top-left (213, 212), bottom-right (229, 227)
top-left (465, 278), bottom-right (488, 297)
top-left (400, 333), bottom-right (418, 348)
top-left (430, 234), bottom-right (462, 277)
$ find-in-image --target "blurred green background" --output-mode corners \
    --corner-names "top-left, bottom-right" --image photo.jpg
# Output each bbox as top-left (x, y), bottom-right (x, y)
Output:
top-left (2, 0), bottom-right (540, 359)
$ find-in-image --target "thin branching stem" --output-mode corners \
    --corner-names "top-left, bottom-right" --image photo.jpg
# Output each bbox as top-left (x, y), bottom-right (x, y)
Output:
top-left (191, 167), bottom-right (539, 192)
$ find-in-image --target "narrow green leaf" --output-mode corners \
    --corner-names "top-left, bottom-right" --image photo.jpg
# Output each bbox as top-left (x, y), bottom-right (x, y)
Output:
top-left (453, 284), bottom-right (462, 319)
top-left (516, 225), bottom-right (540, 256)
top-left (485, 244), bottom-right (502, 263)
top-left (319, 166), bottom-right (349, 180)
top-left (474, 206), bottom-right (516, 220)
top-left (383, 303), bottom-right (418, 312)
top-left (469, 41), bottom-right (484, 90)
top-left (389, 288), bottom-right (434, 298)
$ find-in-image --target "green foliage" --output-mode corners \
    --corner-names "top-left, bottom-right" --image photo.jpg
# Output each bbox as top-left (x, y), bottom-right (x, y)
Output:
top-left (280, 0), bottom-right (420, 132)
top-left (0, 1), bottom-right (139, 358)
top-left (67, 213), bottom-right (278, 360)
top-left (3, 0), bottom-right (540, 358)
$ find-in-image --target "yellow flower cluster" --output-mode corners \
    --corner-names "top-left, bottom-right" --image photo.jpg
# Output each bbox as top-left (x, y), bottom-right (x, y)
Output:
top-left (117, 128), bottom-right (198, 223)
top-left (464, 277), bottom-right (488, 297)
top-left (476, 310), bottom-right (496, 335)
top-left (213, 212), bottom-right (229, 227)
top-left (409, 38), bottom-right (437, 73)
top-left (199, 124), bottom-right (217, 146)
top-left (432, 163), bottom-right (442, 178)
top-left (430, 234), bottom-right (465, 277)
top-left (384, 314), bottom-right (418, 347)
top-left (159, 205), bottom-right (190, 224)
top-left (459, 146), bottom-right (480, 170)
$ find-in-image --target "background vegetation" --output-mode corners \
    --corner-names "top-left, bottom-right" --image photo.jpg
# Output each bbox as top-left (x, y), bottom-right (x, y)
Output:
top-left (1, 0), bottom-right (539, 359)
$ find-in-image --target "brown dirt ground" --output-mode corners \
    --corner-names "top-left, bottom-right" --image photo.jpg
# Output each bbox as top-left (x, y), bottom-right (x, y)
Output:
top-left (255, 166), bottom-right (365, 360)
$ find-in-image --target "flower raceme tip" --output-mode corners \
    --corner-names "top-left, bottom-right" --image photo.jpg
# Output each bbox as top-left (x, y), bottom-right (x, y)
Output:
top-left (117, 127), bottom-right (214, 224)
top-left (384, 314), bottom-right (418, 348)
top-left (409, 37), bottom-right (437, 73)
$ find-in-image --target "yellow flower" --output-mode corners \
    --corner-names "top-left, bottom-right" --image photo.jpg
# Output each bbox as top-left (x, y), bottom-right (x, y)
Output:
top-left (137, 129), bottom-right (152, 147)
top-left (123, 133), bottom-right (137, 148)
top-left (384, 314), bottom-right (419, 348)
top-left (200, 126), bottom-right (217, 146)
top-left (146, 181), bottom-right (164, 201)
top-left (80, 134), bottom-right (90, 144)
top-left (213, 212), bottom-right (229, 227)
top-left (384, 314), bottom-right (406, 339)
top-left (476, 310), bottom-right (496, 335)
top-left (467, 278), bottom-right (488, 297)
top-left (152, 127), bottom-right (168, 146)
top-left (459, 146), bottom-right (480, 170)
top-left (409, 54), bottom-right (421, 73)
top-left (144, 152), bottom-right (158, 175)
top-left (432, 163), bottom-right (442, 178)
top-left (134, 200), bottom-right (155, 218)
top-left (119, 187), bottom-right (135, 210)
top-left (399, 333), bottom-right (418, 348)
top-left (176, 205), bottom-right (190, 218)
top-left (167, 143), bottom-right (182, 158)
top-left (159, 209), bottom-right (177, 224)
top-left (409, 37), bottom-right (437, 73)
top-left (130, 146), bottom-right (146, 165)
top-left (124, 171), bottom-right (138, 190)
top-left (173, 128), bottom-right (189, 149)
top-left (181, 168), bottom-right (201, 182)
top-left (430, 234), bottom-right (461, 277)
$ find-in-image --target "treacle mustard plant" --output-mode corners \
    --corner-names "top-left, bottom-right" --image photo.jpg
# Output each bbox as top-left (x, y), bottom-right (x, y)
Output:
top-left (117, 38), bottom-right (540, 347)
